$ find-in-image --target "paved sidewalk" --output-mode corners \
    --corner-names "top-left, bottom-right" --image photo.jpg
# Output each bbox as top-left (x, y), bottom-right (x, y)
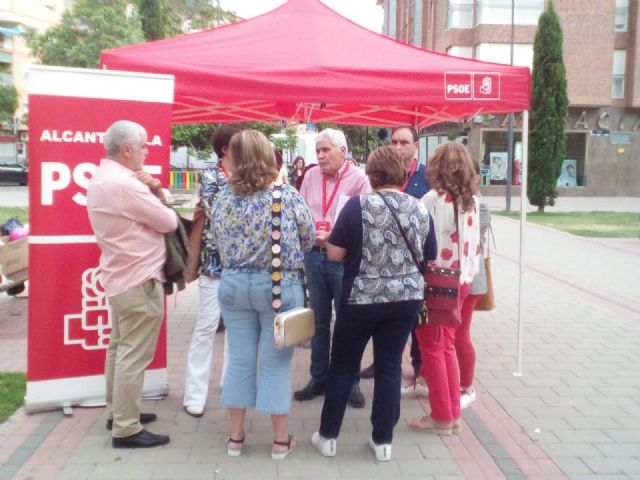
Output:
top-left (1, 216), bottom-right (640, 479)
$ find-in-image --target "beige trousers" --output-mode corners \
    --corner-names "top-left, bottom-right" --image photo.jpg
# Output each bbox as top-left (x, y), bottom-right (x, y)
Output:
top-left (106, 279), bottom-right (164, 438)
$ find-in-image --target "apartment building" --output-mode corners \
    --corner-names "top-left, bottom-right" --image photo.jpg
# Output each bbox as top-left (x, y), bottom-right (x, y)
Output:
top-left (0, 0), bottom-right (73, 162)
top-left (380, 0), bottom-right (639, 196)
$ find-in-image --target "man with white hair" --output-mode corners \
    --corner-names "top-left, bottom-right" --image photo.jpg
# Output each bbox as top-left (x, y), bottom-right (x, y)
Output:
top-left (87, 120), bottom-right (177, 448)
top-left (295, 128), bottom-right (371, 408)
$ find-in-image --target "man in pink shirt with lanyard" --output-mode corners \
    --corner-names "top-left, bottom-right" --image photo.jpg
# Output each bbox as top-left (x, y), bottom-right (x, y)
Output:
top-left (294, 128), bottom-right (371, 408)
top-left (87, 120), bottom-right (177, 449)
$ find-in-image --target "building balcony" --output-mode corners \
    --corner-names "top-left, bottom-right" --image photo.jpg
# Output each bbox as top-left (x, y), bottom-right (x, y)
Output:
top-left (0, 71), bottom-right (12, 86)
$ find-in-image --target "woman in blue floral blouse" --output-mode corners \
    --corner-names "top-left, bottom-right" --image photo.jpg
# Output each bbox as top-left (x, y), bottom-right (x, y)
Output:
top-left (212, 129), bottom-right (315, 461)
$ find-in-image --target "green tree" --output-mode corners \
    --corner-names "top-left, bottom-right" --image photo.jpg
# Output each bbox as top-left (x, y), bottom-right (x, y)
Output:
top-left (171, 123), bottom-right (217, 159)
top-left (527, 0), bottom-right (568, 212)
top-left (0, 85), bottom-right (18, 125)
top-left (317, 123), bottom-right (386, 161)
top-left (25, 0), bottom-right (144, 68)
top-left (137, 0), bottom-right (169, 41)
top-left (170, 0), bottom-right (239, 31)
top-left (171, 122), bottom-right (288, 160)
top-left (24, 0), bottom-right (239, 160)
top-left (246, 121), bottom-right (280, 138)
top-left (271, 127), bottom-right (298, 163)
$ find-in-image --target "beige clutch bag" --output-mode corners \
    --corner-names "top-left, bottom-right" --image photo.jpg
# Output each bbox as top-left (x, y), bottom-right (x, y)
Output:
top-left (274, 307), bottom-right (315, 349)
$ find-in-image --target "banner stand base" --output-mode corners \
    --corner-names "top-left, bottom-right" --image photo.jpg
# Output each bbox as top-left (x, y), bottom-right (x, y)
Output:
top-left (24, 368), bottom-right (168, 413)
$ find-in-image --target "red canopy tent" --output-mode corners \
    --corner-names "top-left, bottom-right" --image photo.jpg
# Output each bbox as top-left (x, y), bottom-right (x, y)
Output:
top-left (100, 0), bottom-right (532, 373)
top-left (100, 0), bottom-right (530, 128)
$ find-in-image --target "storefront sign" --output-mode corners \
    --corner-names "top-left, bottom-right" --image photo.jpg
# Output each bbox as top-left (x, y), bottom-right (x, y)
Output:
top-left (572, 109), bottom-right (640, 131)
top-left (26, 66), bottom-right (174, 411)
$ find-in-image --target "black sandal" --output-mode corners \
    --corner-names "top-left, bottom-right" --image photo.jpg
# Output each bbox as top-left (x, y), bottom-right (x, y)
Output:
top-left (226, 436), bottom-right (244, 457)
top-left (271, 434), bottom-right (296, 460)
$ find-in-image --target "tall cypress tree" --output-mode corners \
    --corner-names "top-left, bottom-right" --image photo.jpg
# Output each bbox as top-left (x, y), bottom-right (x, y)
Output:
top-left (527, 0), bottom-right (568, 212)
top-left (138, 0), bottom-right (169, 41)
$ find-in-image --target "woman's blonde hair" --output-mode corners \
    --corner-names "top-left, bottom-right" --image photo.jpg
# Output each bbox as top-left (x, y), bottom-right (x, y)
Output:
top-left (426, 143), bottom-right (477, 212)
top-left (228, 130), bottom-right (278, 196)
top-left (365, 146), bottom-right (406, 189)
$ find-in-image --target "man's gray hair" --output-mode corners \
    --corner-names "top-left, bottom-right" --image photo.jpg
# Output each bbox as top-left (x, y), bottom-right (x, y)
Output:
top-left (316, 128), bottom-right (347, 150)
top-left (104, 120), bottom-right (146, 157)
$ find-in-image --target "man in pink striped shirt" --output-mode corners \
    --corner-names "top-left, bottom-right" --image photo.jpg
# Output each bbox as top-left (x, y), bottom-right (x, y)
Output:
top-left (87, 120), bottom-right (177, 449)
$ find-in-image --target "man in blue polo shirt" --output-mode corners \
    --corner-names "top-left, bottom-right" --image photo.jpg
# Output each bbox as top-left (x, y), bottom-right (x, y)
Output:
top-left (360, 126), bottom-right (432, 399)
top-left (392, 126), bottom-right (430, 199)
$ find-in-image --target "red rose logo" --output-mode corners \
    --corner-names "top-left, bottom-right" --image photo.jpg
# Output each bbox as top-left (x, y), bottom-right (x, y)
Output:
top-left (451, 260), bottom-right (460, 269)
top-left (441, 248), bottom-right (453, 260)
top-left (449, 231), bottom-right (459, 243)
top-left (444, 193), bottom-right (453, 203)
top-left (463, 242), bottom-right (469, 256)
top-left (467, 216), bottom-right (473, 227)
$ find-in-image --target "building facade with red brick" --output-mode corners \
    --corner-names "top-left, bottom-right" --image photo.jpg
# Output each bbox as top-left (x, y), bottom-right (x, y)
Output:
top-left (379, 0), bottom-right (639, 196)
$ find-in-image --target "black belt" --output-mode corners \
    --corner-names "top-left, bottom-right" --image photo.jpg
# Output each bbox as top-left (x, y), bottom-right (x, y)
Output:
top-left (311, 246), bottom-right (327, 254)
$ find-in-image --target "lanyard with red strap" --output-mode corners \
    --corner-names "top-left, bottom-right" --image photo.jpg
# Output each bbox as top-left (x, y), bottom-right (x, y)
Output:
top-left (219, 162), bottom-right (230, 179)
top-left (401, 158), bottom-right (418, 192)
top-left (321, 161), bottom-right (350, 219)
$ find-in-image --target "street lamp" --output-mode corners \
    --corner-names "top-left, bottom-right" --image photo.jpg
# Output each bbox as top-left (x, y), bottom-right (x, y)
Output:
top-left (506, 0), bottom-right (515, 211)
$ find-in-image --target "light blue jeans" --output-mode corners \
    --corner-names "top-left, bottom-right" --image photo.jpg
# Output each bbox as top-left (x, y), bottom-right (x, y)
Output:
top-left (218, 270), bottom-right (303, 414)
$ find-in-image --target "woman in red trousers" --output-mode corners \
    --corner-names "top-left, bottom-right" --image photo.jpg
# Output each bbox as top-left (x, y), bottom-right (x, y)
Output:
top-left (410, 143), bottom-right (480, 435)
top-left (457, 160), bottom-right (492, 409)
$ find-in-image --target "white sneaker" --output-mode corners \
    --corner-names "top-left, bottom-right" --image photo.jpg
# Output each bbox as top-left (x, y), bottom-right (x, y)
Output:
top-left (311, 431), bottom-right (336, 457)
top-left (368, 438), bottom-right (392, 462)
top-left (185, 405), bottom-right (204, 417)
top-left (401, 380), bottom-right (429, 398)
top-left (460, 387), bottom-right (476, 409)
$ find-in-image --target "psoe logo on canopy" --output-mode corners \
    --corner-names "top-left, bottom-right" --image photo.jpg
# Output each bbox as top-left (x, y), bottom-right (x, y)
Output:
top-left (473, 73), bottom-right (501, 100)
top-left (444, 72), bottom-right (501, 100)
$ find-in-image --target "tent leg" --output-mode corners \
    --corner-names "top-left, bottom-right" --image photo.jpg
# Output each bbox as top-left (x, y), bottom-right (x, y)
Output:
top-left (514, 110), bottom-right (529, 377)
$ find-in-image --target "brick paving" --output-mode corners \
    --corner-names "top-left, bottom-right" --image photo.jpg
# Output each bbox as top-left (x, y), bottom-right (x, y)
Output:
top-left (1, 204), bottom-right (640, 479)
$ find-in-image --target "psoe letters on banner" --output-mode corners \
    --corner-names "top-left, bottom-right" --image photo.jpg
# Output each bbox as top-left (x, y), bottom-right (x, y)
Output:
top-left (40, 162), bottom-right (162, 206)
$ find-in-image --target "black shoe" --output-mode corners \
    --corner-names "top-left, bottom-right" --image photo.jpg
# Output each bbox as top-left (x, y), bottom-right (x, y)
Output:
top-left (360, 363), bottom-right (375, 379)
top-left (112, 429), bottom-right (170, 448)
top-left (107, 413), bottom-right (157, 431)
top-left (293, 379), bottom-right (325, 401)
top-left (348, 384), bottom-right (365, 409)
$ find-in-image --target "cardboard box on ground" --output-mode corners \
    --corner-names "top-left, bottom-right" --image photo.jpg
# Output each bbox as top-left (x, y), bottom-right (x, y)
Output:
top-left (0, 236), bottom-right (28, 288)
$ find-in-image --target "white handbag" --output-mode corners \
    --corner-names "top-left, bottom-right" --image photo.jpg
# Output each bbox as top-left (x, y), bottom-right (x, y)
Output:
top-left (274, 307), bottom-right (315, 349)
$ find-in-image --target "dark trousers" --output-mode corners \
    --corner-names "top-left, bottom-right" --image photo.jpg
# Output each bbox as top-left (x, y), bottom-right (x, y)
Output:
top-left (368, 318), bottom-right (421, 377)
top-left (319, 300), bottom-right (421, 444)
top-left (303, 249), bottom-right (344, 384)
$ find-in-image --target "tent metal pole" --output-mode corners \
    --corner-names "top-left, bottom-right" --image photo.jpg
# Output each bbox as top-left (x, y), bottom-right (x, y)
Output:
top-left (514, 109), bottom-right (529, 377)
